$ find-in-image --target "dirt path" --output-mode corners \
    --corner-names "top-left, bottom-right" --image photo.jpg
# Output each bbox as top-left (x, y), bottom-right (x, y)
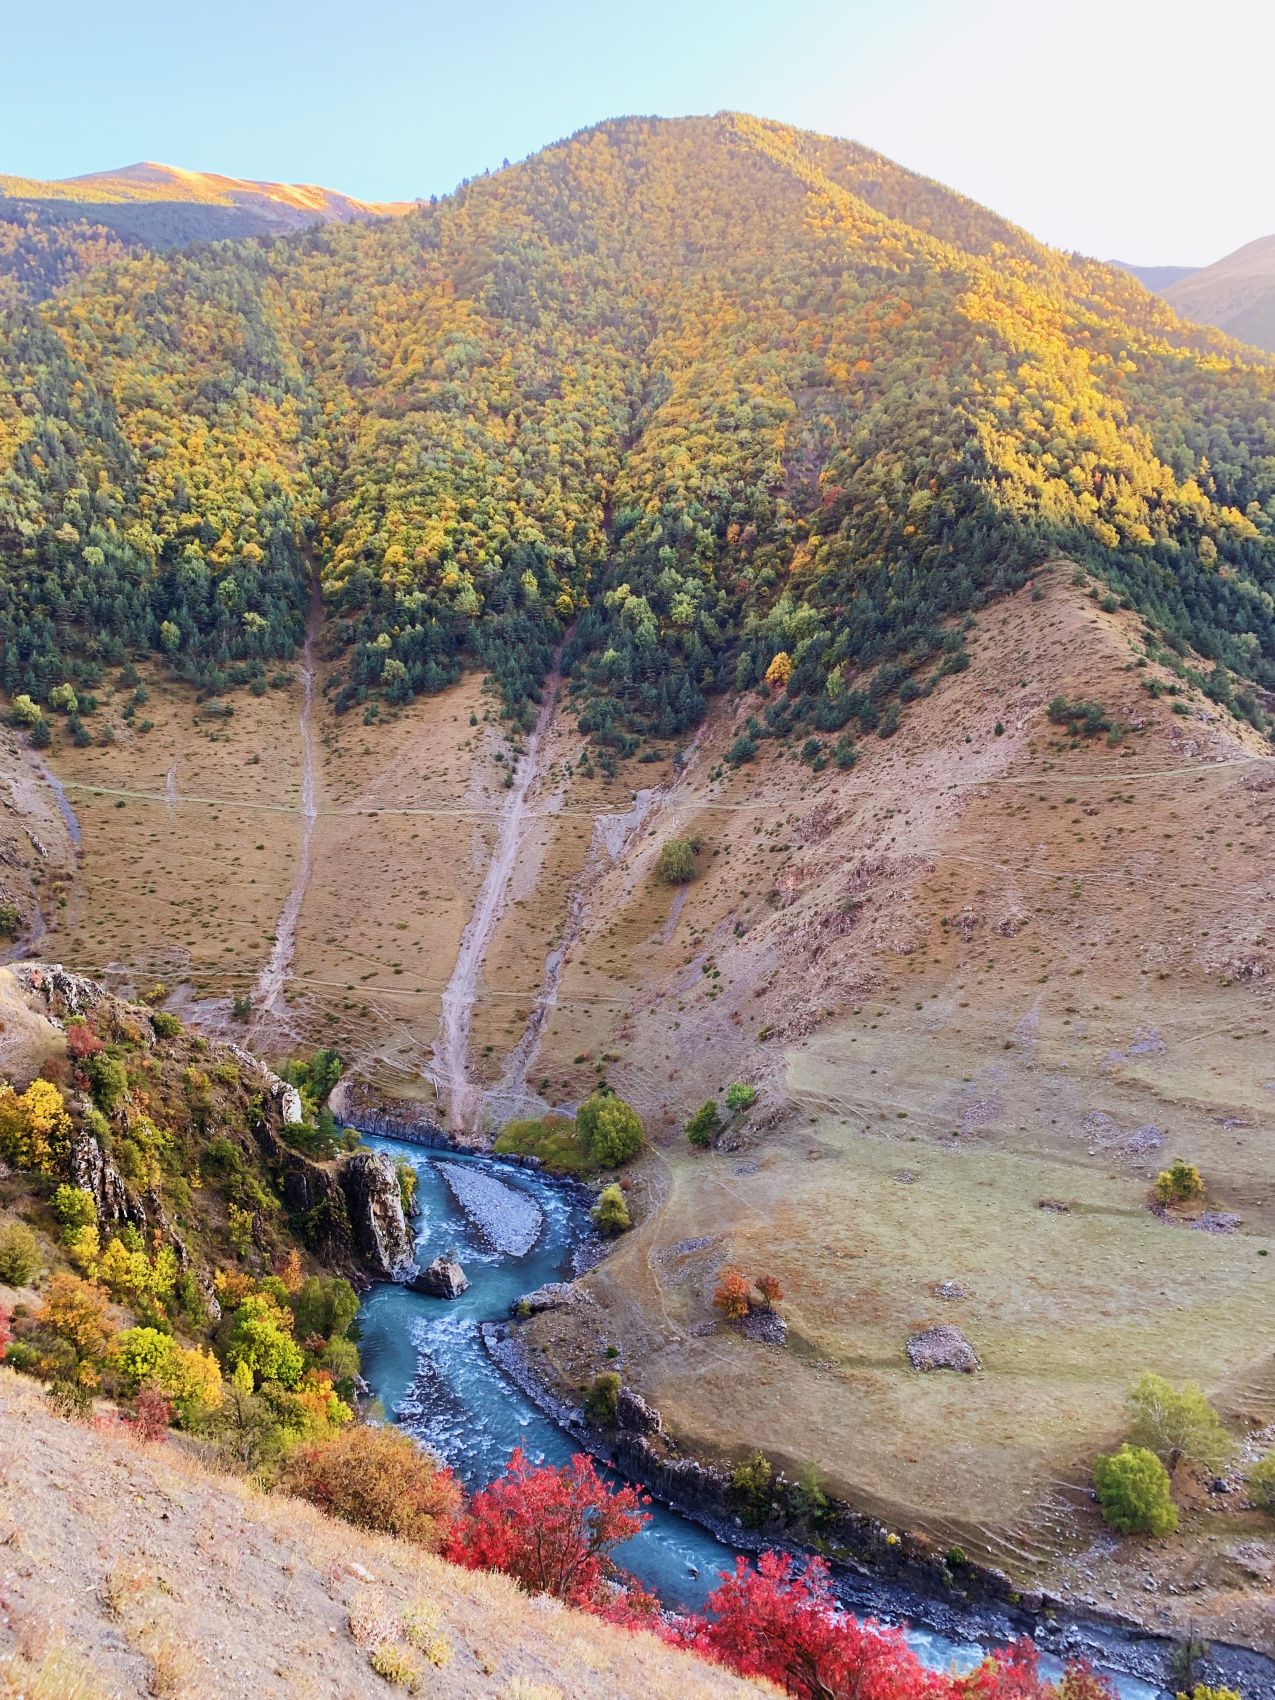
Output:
top-left (493, 728), bottom-right (705, 1124)
top-left (433, 657), bottom-right (562, 1131)
top-left (251, 578), bottom-right (321, 1032)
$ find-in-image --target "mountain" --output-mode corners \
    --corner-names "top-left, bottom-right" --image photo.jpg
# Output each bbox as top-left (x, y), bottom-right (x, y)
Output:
top-left (1, 112), bottom-right (1272, 750)
top-left (1110, 259), bottom-right (1197, 290)
top-left (0, 159), bottom-right (413, 306)
top-left (1164, 233), bottom-right (1275, 351)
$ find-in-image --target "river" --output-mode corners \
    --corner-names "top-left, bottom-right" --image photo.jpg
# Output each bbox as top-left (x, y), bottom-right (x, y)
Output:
top-left (356, 1136), bottom-right (1162, 1696)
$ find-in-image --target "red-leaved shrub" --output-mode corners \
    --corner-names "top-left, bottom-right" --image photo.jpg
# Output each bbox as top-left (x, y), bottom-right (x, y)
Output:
top-left (444, 1446), bottom-right (648, 1609)
top-left (0, 1305), bottom-right (9, 1361)
top-left (125, 1384), bottom-right (173, 1442)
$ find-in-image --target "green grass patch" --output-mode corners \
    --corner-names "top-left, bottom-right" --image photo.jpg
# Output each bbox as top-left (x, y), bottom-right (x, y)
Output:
top-left (493, 1115), bottom-right (599, 1175)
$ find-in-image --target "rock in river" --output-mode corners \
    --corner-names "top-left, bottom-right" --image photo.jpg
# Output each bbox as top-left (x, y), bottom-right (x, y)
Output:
top-left (409, 1256), bottom-right (470, 1299)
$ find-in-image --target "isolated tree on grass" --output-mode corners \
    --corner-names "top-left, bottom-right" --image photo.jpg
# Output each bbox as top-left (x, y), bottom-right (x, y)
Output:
top-left (1093, 1444), bottom-right (1178, 1536)
top-left (713, 1268), bottom-right (751, 1323)
top-left (592, 1182), bottom-right (631, 1235)
top-left (656, 836), bottom-right (699, 884)
top-left (686, 1099), bottom-right (722, 1147)
top-left (1126, 1372), bottom-right (1234, 1475)
top-left (1153, 1158), bottom-right (1204, 1206)
top-left (576, 1091), bottom-right (643, 1166)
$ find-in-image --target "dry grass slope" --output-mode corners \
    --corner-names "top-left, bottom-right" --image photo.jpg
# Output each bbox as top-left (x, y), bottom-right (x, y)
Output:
top-left (0, 1370), bottom-right (770, 1700)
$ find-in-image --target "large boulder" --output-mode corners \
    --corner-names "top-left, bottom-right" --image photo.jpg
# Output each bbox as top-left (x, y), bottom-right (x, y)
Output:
top-left (515, 1281), bottom-right (579, 1316)
top-left (409, 1255), bottom-right (469, 1299)
top-left (906, 1324), bottom-right (979, 1373)
top-left (338, 1150), bottom-right (414, 1278)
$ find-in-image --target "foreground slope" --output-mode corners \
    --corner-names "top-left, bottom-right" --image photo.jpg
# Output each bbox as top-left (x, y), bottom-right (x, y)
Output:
top-left (0, 1371), bottom-right (768, 1700)
top-left (1164, 234), bottom-right (1275, 352)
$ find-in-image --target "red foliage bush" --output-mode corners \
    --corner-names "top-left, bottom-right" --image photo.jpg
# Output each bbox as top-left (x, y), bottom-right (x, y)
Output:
top-left (674, 1552), bottom-right (1114, 1700)
top-left (125, 1384), bottom-right (172, 1442)
top-left (65, 1021), bottom-right (105, 1078)
top-left (444, 1446), bottom-right (648, 1609)
top-left (280, 1423), bottom-right (461, 1548)
top-left (712, 1269), bottom-right (751, 1322)
top-left (0, 1306), bottom-right (9, 1361)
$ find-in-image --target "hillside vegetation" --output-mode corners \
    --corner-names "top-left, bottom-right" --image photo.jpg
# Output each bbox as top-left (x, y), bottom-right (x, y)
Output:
top-left (0, 113), bottom-right (1272, 748)
top-left (0, 160), bottom-right (412, 307)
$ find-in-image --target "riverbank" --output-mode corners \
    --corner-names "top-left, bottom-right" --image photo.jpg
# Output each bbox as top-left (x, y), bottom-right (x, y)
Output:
top-left (483, 1311), bottom-right (1275, 1700)
top-left (343, 1113), bottom-right (1274, 1698)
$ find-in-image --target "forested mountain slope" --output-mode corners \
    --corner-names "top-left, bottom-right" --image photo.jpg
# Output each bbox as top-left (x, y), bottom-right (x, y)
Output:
top-left (1, 112), bottom-right (1273, 751)
top-left (0, 160), bottom-right (412, 307)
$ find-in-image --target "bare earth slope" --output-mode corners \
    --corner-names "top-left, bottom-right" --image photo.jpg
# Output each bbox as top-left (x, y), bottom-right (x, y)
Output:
top-left (1164, 234), bottom-right (1275, 352)
top-left (0, 1371), bottom-right (768, 1700)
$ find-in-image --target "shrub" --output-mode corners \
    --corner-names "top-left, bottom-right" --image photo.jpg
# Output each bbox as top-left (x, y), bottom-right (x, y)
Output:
top-left (150, 1011), bottom-right (182, 1039)
top-left (656, 836), bottom-right (699, 884)
top-left (685, 1099), bottom-right (722, 1147)
top-left (1245, 1452), bottom-right (1275, 1512)
top-left (1154, 1158), bottom-right (1205, 1206)
top-left (369, 1644), bottom-right (423, 1692)
top-left (1093, 1444), bottom-right (1178, 1535)
top-left (50, 1185), bottom-right (97, 1232)
top-left (443, 1446), bottom-right (647, 1608)
top-left (576, 1092), bottom-right (643, 1167)
top-left (281, 1423), bottom-right (461, 1547)
top-left (87, 1053), bottom-right (129, 1115)
top-left (125, 1384), bottom-right (174, 1442)
top-left (0, 1222), bottom-right (41, 1287)
top-left (0, 1306), bottom-right (8, 1360)
top-left (729, 1450), bottom-right (773, 1524)
top-left (64, 1019), bottom-right (104, 1065)
top-left (109, 1327), bottom-right (223, 1427)
top-left (713, 1268), bottom-right (751, 1322)
top-left (756, 1273), bottom-right (784, 1309)
top-left (725, 1082), bottom-right (758, 1114)
top-left (1127, 1371), bottom-right (1234, 1474)
top-left (0, 1079), bottom-right (73, 1174)
top-left (592, 1183), bottom-right (631, 1236)
top-left (584, 1371), bottom-right (621, 1423)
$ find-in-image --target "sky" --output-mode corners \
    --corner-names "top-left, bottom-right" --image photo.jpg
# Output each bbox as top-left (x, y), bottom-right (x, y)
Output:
top-left (2, 0), bottom-right (1270, 265)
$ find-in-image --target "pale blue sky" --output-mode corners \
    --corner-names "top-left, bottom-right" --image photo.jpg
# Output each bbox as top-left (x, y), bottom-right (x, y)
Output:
top-left (2, 0), bottom-right (1269, 264)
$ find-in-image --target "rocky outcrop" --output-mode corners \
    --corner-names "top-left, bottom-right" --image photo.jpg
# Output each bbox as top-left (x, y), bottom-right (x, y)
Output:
top-left (907, 1324), bottom-right (979, 1373)
top-left (66, 1119), bottom-right (142, 1233)
top-left (338, 1150), bottom-right (414, 1278)
top-left (515, 1280), bottom-right (579, 1315)
top-left (615, 1386), bottom-right (662, 1435)
top-left (409, 1255), bottom-right (469, 1299)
